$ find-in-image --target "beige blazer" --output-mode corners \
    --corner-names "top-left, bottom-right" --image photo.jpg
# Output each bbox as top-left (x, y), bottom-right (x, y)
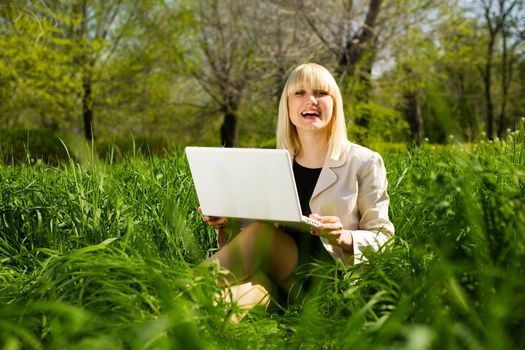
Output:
top-left (308, 140), bottom-right (395, 265)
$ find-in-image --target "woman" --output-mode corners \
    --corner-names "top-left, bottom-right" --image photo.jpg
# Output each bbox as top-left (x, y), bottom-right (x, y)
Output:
top-left (201, 63), bottom-right (394, 312)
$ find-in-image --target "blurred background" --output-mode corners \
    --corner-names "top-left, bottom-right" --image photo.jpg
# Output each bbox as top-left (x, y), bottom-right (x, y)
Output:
top-left (1, 0), bottom-right (524, 155)
top-left (2, 3), bottom-right (525, 347)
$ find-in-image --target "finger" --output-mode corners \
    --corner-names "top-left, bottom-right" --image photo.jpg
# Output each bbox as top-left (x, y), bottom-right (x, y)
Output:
top-left (309, 214), bottom-right (342, 224)
top-left (311, 227), bottom-right (340, 237)
top-left (312, 225), bottom-right (343, 238)
top-left (309, 213), bottom-right (321, 221)
top-left (209, 217), bottom-right (228, 226)
top-left (203, 215), bottom-right (222, 225)
top-left (319, 216), bottom-right (342, 224)
top-left (197, 207), bottom-right (202, 213)
top-left (320, 222), bottom-right (343, 231)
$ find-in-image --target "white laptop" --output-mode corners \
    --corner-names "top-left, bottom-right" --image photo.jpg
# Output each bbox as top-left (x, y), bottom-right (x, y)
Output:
top-left (185, 146), bottom-right (321, 231)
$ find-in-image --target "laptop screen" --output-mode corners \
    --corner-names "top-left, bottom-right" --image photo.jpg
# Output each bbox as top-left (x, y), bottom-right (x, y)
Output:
top-left (185, 147), bottom-right (304, 223)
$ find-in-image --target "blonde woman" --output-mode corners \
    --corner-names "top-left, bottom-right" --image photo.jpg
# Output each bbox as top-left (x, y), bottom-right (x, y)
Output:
top-left (202, 63), bottom-right (394, 313)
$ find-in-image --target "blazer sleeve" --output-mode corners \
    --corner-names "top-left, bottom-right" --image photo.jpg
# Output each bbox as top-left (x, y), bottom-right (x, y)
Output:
top-left (351, 152), bottom-right (394, 265)
top-left (352, 152), bottom-right (394, 263)
top-left (320, 151), bottom-right (395, 265)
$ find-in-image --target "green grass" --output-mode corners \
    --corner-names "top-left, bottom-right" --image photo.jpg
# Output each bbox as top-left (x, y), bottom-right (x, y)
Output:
top-left (1, 121), bottom-right (524, 349)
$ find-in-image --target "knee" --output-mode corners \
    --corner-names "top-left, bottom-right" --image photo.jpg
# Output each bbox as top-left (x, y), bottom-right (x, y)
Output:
top-left (247, 221), bottom-right (275, 233)
top-left (242, 221), bottom-right (280, 242)
top-left (265, 231), bottom-right (298, 283)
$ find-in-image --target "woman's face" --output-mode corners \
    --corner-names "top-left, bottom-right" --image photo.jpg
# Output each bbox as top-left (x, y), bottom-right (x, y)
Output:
top-left (288, 87), bottom-right (334, 134)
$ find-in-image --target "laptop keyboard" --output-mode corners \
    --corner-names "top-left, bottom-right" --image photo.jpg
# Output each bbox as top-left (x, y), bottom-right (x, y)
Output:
top-left (303, 216), bottom-right (322, 227)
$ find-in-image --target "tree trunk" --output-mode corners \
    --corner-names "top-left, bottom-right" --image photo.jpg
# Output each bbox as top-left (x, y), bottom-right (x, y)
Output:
top-left (220, 110), bottom-right (237, 147)
top-left (73, 0), bottom-right (95, 141)
top-left (497, 26), bottom-right (511, 137)
top-left (339, 0), bottom-right (382, 129)
top-left (483, 35), bottom-right (495, 140)
top-left (339, 0), bottom-right (382, 77)
top-left (82, 74), bottom-right (94, 141)
top-left (404, 91), bottom-right (424, 146)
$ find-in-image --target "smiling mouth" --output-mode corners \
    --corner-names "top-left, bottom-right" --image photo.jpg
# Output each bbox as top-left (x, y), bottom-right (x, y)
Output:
top-left (301, 111), bottom-right (320, 118)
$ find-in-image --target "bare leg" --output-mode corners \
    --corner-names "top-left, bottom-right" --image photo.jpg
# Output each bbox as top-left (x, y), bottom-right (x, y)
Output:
top-left (206, 222), bottom-right (298, 314)
top-left (207, 222), bottom-right (298, 285)
top-left (225, 270), bottom-right (273, 318)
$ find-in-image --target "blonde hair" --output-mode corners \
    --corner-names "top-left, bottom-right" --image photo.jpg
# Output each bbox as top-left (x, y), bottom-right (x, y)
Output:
top-left (276, 63), bottom-right (347, 160)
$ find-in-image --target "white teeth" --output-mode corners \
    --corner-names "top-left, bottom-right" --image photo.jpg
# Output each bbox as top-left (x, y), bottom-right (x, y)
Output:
top-left (301, 111), bottom-right (319, 116)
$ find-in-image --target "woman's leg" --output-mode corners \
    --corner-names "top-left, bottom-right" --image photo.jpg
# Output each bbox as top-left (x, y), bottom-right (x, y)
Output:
top-left (206, 222), bottom-right (298, 309)
top-left (226, 270), bottom-right (272, 309)
top-left (207, 222), bottom-right (298, 284)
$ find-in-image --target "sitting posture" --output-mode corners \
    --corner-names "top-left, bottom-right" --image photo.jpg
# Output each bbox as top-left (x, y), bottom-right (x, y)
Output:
top-left (201, 63), bottom-right (395, 312)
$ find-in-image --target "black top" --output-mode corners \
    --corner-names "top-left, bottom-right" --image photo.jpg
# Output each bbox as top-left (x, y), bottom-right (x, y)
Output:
top-left (291, 160), bottom-right (331, 265)
top-left (293, 160), bottom-right (322, 215)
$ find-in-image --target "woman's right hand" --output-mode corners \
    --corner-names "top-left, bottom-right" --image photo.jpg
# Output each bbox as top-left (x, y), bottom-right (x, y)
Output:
top-left (197, 207), bottom-right (230, 248)
top-left (198, 207), bottom-right (229, 229)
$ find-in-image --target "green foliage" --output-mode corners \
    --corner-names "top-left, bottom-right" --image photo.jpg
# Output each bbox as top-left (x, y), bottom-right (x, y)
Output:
top-left (1, 247), bottom-right (227, 349)
top-left (95, 135), bottom-right (174, 160)
top-left (348, 102), bottom-right (410, 145)
top-left (0, 3), bottom-right (81, 130)
top-left (0, 129), bottom-right (185, 165)
top-left (423, 81), bottom-right (464, 143)
top-left (0, 129), bottom-right (71, 165)
top-left (380, 122), bottom-right (525, 349)
top-left (1, 121), bottom-right (525, 348)
top-left (0, 1), bottom-right (524, 147)
top-left (0, 0), bottom-right (194, 140)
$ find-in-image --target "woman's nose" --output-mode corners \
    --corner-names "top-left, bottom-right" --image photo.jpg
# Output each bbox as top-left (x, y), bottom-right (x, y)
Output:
top-left (308, 94), bottom-right (318, 104)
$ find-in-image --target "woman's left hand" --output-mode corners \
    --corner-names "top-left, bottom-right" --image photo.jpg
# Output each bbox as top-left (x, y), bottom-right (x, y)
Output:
top-left (309, 213), bottom-right (353, 253)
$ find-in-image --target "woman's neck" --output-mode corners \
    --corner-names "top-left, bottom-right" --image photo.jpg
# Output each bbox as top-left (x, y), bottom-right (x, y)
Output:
top-left (295, 131), bottom-right (329, 168)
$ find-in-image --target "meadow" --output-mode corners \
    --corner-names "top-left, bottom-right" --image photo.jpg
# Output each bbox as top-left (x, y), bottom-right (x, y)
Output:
top-left (1, 122), bottom-right (524, 349)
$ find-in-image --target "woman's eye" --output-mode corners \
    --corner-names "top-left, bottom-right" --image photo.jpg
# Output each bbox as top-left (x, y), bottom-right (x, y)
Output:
top-left (294, 90), bottom-right (305, 96)
top-left (315, 90), bottom-right (328, 97)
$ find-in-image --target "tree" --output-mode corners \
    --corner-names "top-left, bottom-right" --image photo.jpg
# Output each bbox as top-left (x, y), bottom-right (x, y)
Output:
top-left (433, 2), bottom-right (486, 141)
top-left (495, 0), bottom-right (525, 136)
top-left (69, 0), bottom-right (143, 141)
top-left (234, 1), bottom-right (322, 146)
top-left (478, 0), bottom-right (525, 139)
top-left (373, 0), bottom-right (486, 144)
top-left (285, 0), bottom-right (383, 82)
top-left (1, 0), bottom-right (194, 142)
top-left (379, 26), bottom-right (437, 145)
top-left (188, 0), bottom-right (261, 147)
top-left (278, 0), bottom-right (440, 136)
top-left (0, 2), bottom-right (80, 131)
top-left (88, 0), bottom-right (193, 139)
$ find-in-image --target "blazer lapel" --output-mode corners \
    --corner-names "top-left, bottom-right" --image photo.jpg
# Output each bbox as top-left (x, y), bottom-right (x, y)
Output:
top-left (310, 150), bottom-right (347, 200)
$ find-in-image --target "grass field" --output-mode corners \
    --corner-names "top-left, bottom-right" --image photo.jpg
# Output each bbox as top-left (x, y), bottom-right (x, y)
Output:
top-left (1, 122), bottom-right (524, 349)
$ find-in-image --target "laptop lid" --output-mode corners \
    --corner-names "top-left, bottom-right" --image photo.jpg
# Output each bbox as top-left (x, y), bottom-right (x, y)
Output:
top-left (185, 146), bottom-right (305, 223)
